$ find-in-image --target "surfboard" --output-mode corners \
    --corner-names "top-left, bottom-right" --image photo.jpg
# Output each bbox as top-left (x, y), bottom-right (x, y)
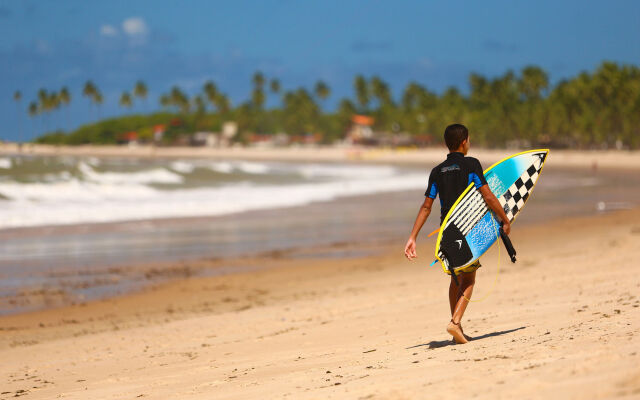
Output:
top-left (434, 149), bottom-right (549, 274)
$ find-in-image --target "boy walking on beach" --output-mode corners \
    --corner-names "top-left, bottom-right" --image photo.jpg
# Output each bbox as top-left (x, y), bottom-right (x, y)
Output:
top-left (404, 124), bottom-right (511, 344)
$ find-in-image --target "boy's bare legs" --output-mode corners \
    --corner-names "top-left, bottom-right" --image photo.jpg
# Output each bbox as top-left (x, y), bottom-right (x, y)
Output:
top-left (448, 276), bottom-right (458, 315)
top-left (447, 270), bottom-right (476, 344)
top-left (448, 276), bottom-right (467, 340)
top-left (448, 277), bottom-right (460, 343)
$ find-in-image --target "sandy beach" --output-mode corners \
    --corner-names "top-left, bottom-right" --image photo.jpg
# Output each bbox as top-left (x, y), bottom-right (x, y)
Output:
top-left (1, 205), bottom-right (638, 399)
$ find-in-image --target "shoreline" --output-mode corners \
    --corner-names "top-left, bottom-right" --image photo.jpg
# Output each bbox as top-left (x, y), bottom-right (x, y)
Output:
top-left (3, 142), bottom-right (640, 169)
top-left (1, 208), bottom-right (639, 398)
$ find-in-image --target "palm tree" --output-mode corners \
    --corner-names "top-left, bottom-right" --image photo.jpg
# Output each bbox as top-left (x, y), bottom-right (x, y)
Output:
top-left (252, 71), bottom-right (265, 89)
top-left (37, 89), bottom-right (49, 131)
top-left (313, 80), bottom-right (330, 110)
top-left (269, 79), bottom-right (280, 94)
top-left (251, 88), bottom-right (265, 110)
top-left (269, 79), bottom-right (281, 108)
top-left (169, 86), bottom-right (190, 113)
top-left (251, 71), bottom-right (266, 111)
top-left (281, 88), bottom-right (320, 135)
top-left (133, 80), bottom-right (148, 111)
top-left (337, 97), bottom-right (357, 131)
top-left (83, 81), bottom-right (97, 119)
top-left (519, 66), bottom-right (549, 101)
top-left (370, 76), bottom-right (392, 107)
top-left (48, 91), bottom-right (61, 116)
top-left (353, 75), bottom-right (370, 113)
top-left (193, 95), bottom-right (206, 115)
top-left (159, 94), bottom-right (171, 110)
top-left (214, 93), bottom-right (231, 114)
top-left (401, 82), bottom-right (426, 111)
top-left (13, 91), bottom-right (22, 143)
top-left (59, 87), bottom-right (71, 131)
top-left (251, 72), bottom-right (266, 110)
top-left (119, 91), bottom-right (133, 111)
top-left (203, 81), bottom-right (218, 111)
top-left (94, 91), bottom-right (104, 119)
top-left (37, 89), bottom-right (48, 108)
top-left (28, 101), bottom-right (38, 138)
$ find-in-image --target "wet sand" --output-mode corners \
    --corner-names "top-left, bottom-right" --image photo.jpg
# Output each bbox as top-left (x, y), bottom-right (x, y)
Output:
top-left (1, 208), bottom-right (639, 399)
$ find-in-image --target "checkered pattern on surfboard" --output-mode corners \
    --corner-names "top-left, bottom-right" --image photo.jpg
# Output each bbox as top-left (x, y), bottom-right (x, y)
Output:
top-left (499, 153), bottom-right (545, 221)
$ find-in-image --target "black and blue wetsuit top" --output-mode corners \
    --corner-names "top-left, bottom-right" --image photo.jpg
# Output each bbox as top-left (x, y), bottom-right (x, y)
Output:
top-left (425, 152), bottom-right (488, 223)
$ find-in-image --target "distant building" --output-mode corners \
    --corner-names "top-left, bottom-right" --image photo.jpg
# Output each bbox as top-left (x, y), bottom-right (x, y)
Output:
top-left (247, 133), bottom-right (290, 147)
top-left (117, 131), bottom-right (139, 145)
top-left (191, 132), bottom-right (218, 147)
top-left (222, 122), bottom-right (237, 140)
top-left (290, 133), bottom-right (322, 146)
top-left (346, 115), bottom-right (375, 144)
top-left (412, 134), bottom-right (433, 147)
top-left (153, 125), bottom-right (165, 143)
top-left (249, 134), bottom-right (273, 147)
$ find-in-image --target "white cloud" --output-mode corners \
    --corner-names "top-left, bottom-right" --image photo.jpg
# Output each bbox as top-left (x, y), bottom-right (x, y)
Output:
top-left (122, 17), bottom-right (148, 36)
top-left (100, 24), bottom-right (118, 37)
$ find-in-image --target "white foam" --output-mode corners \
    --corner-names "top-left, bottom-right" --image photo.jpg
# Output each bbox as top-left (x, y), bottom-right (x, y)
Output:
top-left (78, 161), bottom-right (184, 184)
top-left (170, 161), bottom-right (196, 174)
top-left (206, 161), bottom-right (234, 174)
top-left (236, 161), bottom-right (270, 174)
top-left (85, 157), bottom-right (101, 167)
top-left (0, 158), bottom-right (11, 169)
top-left (42, 171), bottom-right (73, 182)
top-left (0, 167), bottom-right (427, 229)
top-left (297, 164), bottom-right (396, 179)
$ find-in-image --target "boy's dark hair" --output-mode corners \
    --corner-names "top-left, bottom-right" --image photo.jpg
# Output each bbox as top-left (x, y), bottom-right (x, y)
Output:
top-left (444, 124), bottom-right (469, 151)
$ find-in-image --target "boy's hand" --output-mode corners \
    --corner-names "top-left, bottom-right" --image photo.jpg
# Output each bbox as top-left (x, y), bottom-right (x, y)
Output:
top-left (404, 238), bottom-right (417, 260)
top-left (502, 220), bottom-right (511, 235)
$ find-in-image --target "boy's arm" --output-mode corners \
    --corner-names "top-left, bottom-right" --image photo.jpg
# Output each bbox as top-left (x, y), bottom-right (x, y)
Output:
top-left (469, 157), bottom-right (511, 235)
top-left (405, 197), bottom-right (434, 260)
top-left (478, 185), bottom-right (511, 235)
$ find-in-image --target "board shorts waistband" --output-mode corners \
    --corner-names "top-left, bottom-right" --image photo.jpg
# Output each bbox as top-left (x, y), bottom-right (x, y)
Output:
top-left (446, 260), bottom-right (482, 276)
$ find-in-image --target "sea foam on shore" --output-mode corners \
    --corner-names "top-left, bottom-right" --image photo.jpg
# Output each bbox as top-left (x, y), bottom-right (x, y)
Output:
top-left (0, 156), bottom-right (427, 229)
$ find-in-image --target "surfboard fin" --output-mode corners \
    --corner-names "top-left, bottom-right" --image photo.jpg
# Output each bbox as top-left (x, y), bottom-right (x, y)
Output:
top-left (499, 226), bottom-right (517, 263)
top-left (449, 265), bottom-right (459, 285)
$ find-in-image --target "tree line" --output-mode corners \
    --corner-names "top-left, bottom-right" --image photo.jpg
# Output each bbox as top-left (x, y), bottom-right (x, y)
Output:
top-left (21, 61), bottom-right (640, 149)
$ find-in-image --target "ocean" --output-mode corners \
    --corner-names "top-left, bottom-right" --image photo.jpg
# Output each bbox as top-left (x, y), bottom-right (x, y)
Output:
top-left (0, 155), bottom-right (428, 228)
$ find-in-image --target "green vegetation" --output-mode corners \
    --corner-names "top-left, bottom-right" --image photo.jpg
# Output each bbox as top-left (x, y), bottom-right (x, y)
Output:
top-left (26, 61), bottom-right (640, 149)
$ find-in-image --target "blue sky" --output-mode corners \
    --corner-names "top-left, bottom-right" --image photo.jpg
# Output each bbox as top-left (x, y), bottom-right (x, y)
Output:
top-left (1, 0), bottom-right (639, 141)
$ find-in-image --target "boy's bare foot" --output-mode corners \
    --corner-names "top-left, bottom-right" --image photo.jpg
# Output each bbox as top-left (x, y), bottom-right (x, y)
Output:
top-left (451, 323), bottom-right (472, 342)
top-left (447, 320), bottom-right (468, 344)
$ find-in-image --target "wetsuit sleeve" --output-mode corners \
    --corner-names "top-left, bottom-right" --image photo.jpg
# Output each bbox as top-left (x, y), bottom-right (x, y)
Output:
top-left (424, 168), bottom-right (438, 199)
top-left (468, 158), bottom-right (488, 189)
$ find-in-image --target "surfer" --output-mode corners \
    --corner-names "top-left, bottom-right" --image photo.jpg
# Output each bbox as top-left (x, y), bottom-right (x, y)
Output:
top-left (404, 124), bottom-right (511, 344)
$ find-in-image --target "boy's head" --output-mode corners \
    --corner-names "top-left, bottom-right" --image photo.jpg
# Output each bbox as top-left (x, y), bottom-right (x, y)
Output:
top-left (444, 124), bottom-right (469, 154)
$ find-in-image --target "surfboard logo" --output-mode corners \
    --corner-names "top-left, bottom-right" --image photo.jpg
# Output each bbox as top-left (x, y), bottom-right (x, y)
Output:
top-left (455, 239), bottom-right (462, 249)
